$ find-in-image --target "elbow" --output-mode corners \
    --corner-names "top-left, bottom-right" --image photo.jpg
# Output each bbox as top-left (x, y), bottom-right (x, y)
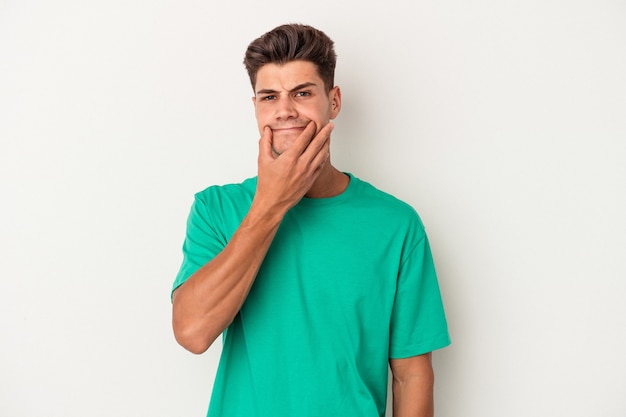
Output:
top-left (171, 289), bottom-right (228, 354)
top-left (172, 307), bottom-right (219, 354)
top-left (172, 322), bottom-right (216, 355)
top-left (178, 339), bottom-right (211, 355)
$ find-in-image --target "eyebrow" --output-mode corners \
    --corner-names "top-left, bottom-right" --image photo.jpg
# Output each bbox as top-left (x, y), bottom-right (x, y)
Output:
top-left (256, 82), bottom-right (318, 96)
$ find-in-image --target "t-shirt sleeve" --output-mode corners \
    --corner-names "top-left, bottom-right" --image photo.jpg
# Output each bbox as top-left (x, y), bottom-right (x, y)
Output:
top-left (389, 229), bottom-right (451, 358)
top-left (171, 193), bottom-right (227, 296)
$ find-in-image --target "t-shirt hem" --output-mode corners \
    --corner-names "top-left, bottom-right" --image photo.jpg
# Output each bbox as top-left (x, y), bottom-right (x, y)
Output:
top-left (389, 332), bottom-right (451, 359)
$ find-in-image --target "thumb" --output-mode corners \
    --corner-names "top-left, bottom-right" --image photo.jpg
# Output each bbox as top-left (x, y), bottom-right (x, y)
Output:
top-left (258, 126), bottom-right (274, 159)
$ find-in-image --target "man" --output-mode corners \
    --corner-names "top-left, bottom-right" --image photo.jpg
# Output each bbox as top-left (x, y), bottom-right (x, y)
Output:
top-left (172, 24), bottom-right (450, 417)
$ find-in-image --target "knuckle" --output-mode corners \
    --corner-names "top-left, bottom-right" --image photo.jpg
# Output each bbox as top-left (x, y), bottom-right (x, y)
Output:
top-left (295, 163), bottom-right (309, 177)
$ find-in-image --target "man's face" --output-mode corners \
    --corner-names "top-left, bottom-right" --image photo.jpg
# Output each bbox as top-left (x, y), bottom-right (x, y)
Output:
top-left (253, 60), bottom-right (341, 155)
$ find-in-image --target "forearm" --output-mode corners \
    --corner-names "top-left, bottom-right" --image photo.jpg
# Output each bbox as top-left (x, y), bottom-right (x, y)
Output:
top-left (393, 376), bottom-right (434, 417)
top-left (391, 354), bottom-right (435, 417)
top-left (172, 200), bottom-right (286, 354)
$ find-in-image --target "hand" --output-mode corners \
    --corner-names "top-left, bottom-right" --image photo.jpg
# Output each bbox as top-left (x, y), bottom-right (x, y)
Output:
top-left (255, 121), bottom-right (333, 214)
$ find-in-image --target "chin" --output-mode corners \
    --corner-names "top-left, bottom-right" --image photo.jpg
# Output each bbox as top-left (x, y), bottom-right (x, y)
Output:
top-left (272, 143), bottom-right (291, 156)
top-left (272, 135), bottom-right (301, 155)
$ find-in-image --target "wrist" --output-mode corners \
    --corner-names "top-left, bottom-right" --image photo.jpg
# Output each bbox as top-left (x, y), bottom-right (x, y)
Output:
top-left (247, 198), bottom-right (289, 228)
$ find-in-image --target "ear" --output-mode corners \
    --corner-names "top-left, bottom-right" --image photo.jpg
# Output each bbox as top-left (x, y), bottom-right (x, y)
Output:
top-left (329, 86), bottom-right (342, 119)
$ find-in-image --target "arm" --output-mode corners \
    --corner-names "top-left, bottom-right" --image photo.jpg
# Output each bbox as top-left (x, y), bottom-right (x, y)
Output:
top-left (172, 121), bottom-right (332, 354)
top-left (389, 353), bottom-right (435, 417)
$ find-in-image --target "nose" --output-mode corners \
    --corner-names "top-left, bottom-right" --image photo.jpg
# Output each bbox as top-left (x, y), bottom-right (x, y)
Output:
top-left (275, 96), bottom-right (298, 120)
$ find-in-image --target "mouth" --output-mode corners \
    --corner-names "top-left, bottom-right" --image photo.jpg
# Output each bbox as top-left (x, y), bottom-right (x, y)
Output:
top-left (269, 126), bottom-right (310, 156)
top-left (271, 126), bottom-right (306, 133)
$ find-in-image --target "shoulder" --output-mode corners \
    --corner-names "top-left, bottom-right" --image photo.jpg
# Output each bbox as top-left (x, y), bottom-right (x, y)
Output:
top-left (186, 177), bottom-right (257, 235)
top-left (194, 177), bottom-right (257, 205)
top-left (188, 177), bottom-right (257, 226)
top-left (349, 174), bottom-right (424, 226)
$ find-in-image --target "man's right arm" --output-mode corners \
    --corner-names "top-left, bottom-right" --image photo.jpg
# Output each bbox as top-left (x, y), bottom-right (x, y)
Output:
top-left (172, 121), bottom-right (332, 354)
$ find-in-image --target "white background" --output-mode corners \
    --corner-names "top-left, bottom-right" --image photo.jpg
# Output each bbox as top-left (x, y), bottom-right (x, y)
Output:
top-left (1, 1), bottom-right (625, 416)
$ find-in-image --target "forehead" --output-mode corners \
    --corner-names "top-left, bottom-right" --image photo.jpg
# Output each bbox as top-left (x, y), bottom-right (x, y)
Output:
top-left (255, 61), bottom-right (323, 92)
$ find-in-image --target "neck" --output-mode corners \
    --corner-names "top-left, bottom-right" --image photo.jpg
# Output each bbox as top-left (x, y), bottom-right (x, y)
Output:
top-left (304, 163), bottom-right (349, 198)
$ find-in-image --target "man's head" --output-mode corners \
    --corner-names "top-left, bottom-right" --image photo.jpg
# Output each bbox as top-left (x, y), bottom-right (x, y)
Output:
top-left (245, 24), bottom-right (341, 156)
top-left (243, 24), bottom-right (337, 93)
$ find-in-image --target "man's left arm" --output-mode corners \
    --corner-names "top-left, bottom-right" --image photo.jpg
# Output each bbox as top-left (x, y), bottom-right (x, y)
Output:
top-left (389, 352), bottom-right (435, 417)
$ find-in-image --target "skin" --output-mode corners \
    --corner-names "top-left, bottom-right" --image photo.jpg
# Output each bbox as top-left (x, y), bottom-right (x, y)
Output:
top-left (254, 61), bottom-right (339, 156)
top-left (391, 353), bottom-right (436, 417)
top-left (252, 60), bottom-right (348, 197)
top-left (172, 60), bottom-right (434, 416)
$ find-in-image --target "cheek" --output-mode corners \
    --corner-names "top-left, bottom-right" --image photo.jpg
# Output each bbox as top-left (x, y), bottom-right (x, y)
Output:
top-left (255, 107), bottom-right (271, 125)
top-left (302, 104), bottom-right (329, 123)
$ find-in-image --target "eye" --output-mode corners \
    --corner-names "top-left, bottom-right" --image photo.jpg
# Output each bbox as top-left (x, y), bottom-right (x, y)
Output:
top-left (260, 95), bottom-right (276, 101)
top-left (295, 91), bottom-right (311, 97)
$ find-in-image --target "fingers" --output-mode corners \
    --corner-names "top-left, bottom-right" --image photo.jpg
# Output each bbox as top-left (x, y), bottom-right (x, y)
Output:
top-left (260, 121), bottom-right (333, 169)
top-left (309, 133), bottom-right (331, 172)
top-left (282, 121), bottom-right (318, 157)
top-left (302, 122), bottom-right (333, 162)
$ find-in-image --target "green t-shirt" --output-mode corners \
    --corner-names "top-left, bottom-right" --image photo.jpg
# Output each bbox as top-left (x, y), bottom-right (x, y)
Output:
top-left (173, 174), bottom-right (450, 417)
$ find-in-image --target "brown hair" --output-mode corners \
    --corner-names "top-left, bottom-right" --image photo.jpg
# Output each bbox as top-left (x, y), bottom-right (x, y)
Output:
top-left (243, 24), bottom-right (337, 93)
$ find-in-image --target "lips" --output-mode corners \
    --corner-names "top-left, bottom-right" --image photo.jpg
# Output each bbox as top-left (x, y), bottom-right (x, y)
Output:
top-left (272, 126), bottom-right (306, 132)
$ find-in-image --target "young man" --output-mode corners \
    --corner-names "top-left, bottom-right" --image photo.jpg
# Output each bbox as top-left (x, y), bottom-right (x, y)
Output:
top-left (172, 24), bottom-right (450, 417)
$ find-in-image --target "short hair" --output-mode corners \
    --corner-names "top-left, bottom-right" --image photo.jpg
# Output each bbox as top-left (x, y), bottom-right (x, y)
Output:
top-left (243, 24), bottom-right (337, 93)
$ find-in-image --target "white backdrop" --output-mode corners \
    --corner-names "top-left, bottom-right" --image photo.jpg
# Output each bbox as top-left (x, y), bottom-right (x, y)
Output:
top-left (1, 1), bottom-right (625, 416)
